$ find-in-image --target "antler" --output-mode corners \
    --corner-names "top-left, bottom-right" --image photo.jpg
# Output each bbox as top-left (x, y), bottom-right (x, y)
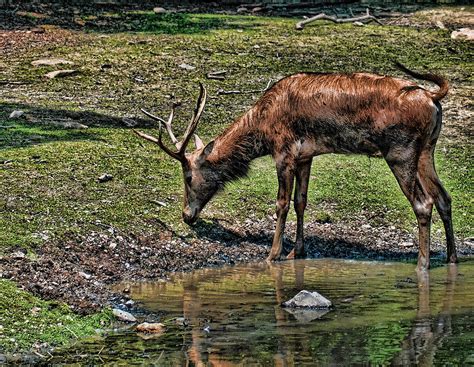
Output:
top-left (134, 83), bottom-right (207, 162)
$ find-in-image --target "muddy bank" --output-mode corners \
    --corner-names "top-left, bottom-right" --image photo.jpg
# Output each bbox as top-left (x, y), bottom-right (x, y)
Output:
top-left (1, 218), bottom-right (472, 314)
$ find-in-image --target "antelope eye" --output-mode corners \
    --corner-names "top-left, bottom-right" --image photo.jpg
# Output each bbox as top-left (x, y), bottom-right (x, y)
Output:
top-left (186, 176), bottom-right (192, 184)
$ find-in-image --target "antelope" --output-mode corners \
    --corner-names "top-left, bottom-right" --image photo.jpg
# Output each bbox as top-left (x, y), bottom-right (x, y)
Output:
top-left (134, 63), bottom-right (457, 271)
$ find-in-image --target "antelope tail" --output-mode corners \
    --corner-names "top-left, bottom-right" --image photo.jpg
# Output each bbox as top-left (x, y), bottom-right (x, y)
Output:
top-left (394, 61), bottom-right (449, 102)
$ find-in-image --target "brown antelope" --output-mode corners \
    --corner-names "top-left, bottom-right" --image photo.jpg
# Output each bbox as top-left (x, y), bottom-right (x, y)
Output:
top-left (135, 63), bottom-right (457, 271)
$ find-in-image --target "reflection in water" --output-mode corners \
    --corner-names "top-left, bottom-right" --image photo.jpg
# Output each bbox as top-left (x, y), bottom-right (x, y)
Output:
top-left (51, 260), bottom-right (474, 365)
top-left (394, 264), bottom-right (458, 366)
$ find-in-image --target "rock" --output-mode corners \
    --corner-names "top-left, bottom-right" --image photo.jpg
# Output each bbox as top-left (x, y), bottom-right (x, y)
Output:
top-left (31, 58), bottom-right (74, 67)
top-left (31, 307), bottom-right (41, 315)
top-left (153, 7), bottom-right (167, 14)
top-left (435, 21), bottom-right (446, 30)
top-left (282, 290), bottom-right (332, 309)
top-left (11, 251), bottom-right (26, 259)
top-left (353, 21), bottom-right (365, 27)
top-left (45, 70), bottom-right (78, 79)
top-left (136, 322), bottom-right (165, 333)
top-left (237, 7), bottom-right (248, 13)
top-left (252, 7), bottom-right (264, 13)
top-left (178, 63), bottom-right (195, 71)
top-left (9, 110), bottom-right (24, 119)
top-left (175, 317), bottom-right (188, 326)
top-left (78, 271), bottom-right (92, 280)
top-left (400, 241), bottom-right (414, 248)
top-left (125, 299), bottom-right (135, 307)
top-left (451, 28), bottom-right (474, 41)
top-left (112, 308), bottom-right (137, 322)
top-left (50, 120), bottom-right (88, 129)
top-left (98, 173), bottom-right (113, 183)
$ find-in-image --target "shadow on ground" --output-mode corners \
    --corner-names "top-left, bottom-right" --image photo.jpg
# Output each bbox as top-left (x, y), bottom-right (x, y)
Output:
top-left (0, 5), bottom-right (263, 35)
top-left (189, 218), bottom-right (430, 263)
top-left (0, 103), bottom-right (150, 149)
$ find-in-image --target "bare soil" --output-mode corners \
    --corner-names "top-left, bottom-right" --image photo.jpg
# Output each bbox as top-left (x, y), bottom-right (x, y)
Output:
top-left (1, 217), bottom-right (473, 314)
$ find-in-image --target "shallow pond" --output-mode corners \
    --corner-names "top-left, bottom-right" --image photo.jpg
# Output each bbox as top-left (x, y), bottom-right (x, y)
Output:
top-left (52, 259), bottom-right (474, 365)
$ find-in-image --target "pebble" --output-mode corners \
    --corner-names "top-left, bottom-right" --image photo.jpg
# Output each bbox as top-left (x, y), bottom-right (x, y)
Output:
top-left (9, 110), bottom-right (24, 119)
top-left (451, 28), bottom-right (474, 41)
top-left (45, 69), bottom-right (78, 79)
top-left (78, 271), bottom-right (92, 280)
top-left (136, 322), bottom-right (165, 333)
top-left (112, 308), bottom-right (137, 322)
top-left (178, 63), bottom-right (196, 71)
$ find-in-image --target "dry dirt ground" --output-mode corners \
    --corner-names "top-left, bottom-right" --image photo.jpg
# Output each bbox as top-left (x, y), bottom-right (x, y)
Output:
top-left (2, 215), bottom-right (473, 314)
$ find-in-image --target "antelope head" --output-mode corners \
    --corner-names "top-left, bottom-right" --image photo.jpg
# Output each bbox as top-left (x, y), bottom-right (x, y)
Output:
top-left (135, 84), bottom-right (219, 224)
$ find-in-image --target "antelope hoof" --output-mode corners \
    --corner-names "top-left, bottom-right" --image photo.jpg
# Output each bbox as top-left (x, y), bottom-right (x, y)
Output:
top-left (286, 249), bottom-right (295, 260)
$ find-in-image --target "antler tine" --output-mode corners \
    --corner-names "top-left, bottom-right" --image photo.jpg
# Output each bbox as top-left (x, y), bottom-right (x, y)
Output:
top-left (178, 83), bottom-right (207, 155)
top-left (140, 106), bottom-right (180, 149)
top-left (133, 122), bottom-right (183, 162)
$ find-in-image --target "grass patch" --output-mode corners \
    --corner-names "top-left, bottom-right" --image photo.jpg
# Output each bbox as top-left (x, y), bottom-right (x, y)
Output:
top-left (1, 12), bottom-right (473, 251)
top-left (0, 279), bottom-right (111, 352)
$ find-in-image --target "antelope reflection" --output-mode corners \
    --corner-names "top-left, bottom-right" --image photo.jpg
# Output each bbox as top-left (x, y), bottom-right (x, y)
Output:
top-left (392, 264), bottom-right (458, 366)
top-left (177, 262), bottom-right (460, 366)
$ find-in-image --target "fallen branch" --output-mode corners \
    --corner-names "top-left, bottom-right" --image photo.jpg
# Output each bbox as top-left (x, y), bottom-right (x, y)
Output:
top-left (296, 9), bottom-right (382, 30)
top-left (206, 70), bottom-right (227, 80)
top-left (217, 79), bottom-right (273, 96)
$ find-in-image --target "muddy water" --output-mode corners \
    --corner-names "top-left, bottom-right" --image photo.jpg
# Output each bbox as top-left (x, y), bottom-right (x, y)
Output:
top-left (53, 259), bottom-right (474, 365)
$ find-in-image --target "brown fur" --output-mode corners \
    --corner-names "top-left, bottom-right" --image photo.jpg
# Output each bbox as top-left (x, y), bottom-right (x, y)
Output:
top-left (148, 65), bottom-right (457, 271)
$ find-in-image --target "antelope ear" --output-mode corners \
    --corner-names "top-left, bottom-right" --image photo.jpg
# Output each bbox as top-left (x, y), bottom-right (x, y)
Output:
top-left (202, 141), bottom-right (215, 157)
top-left (194, 134), bottom-right (204, 150)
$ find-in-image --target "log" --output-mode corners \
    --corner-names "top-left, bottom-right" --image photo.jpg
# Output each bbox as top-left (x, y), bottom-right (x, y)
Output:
top-left (296, 9), bottom-right (382, 30)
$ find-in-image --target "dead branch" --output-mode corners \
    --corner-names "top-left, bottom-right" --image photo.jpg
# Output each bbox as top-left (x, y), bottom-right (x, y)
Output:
top-left (217, 79), bottom-right (273, 96)
top-left (206, 70), bottom-right (227, 80)
top-left (296, 9), bottom-right (382, 30)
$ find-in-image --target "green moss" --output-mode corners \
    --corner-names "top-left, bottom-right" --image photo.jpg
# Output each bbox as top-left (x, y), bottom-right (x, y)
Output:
top-left (0, 279), bottom-right (111, 352)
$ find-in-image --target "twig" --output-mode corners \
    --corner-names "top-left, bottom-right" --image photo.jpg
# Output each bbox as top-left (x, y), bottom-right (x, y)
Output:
top-left (296, 9), bottom-right (382, 30)
top-left (217, 79), bottom-right (273, 96)
top-left (33, 350), bottom-right (46, 359)
top-left (206, 70), bottom-right (227, 80)
top-left (0, 80), bottom-right (31, 85)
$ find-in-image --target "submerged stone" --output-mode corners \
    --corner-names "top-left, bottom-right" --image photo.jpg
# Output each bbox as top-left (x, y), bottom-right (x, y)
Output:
top-left (282, 290), bottom-right (332, 309)
top-left (112, 308), bottom-right (137, 322)
top-left (136, 322), bottom-right (165, 334)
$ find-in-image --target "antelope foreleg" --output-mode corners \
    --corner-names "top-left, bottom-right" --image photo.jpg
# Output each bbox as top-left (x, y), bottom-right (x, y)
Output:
top-left (267, 161), bottom-right (295, 262)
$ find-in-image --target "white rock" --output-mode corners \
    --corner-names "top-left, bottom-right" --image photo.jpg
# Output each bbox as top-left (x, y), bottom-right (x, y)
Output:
top-left (45, 69), bottom-right (78, 79)
top-left (32, 58), bottom-right (74, 67)
top-left (153, 7), bottom-right (166, 14)
top-left (451, 28), bottom-right (474, 41)
top-left (50, 120), bottom-right (88, 129)
top-left (178, 63), bottom-right (195, 71)
top-left (435, 21), bottom-right (446, 30)
top-left (282, 290), bottom-right (332, 309)
top-left (112, 308), bottom-right (137, 322)
top-left (353, 21), bottom-right (365, 27)
top-left (78, 271), bottom-right (92, 280)
top-left (9, 110), bottom-right (24, 119)
top-left (11, 251), bottom-right (26, 259)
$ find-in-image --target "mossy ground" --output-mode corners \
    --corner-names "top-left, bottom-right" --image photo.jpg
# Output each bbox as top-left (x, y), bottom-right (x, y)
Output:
top-left (0, 279), bottom-right (111, 352)
top-left (0, 7), bottom-right (473, 353)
